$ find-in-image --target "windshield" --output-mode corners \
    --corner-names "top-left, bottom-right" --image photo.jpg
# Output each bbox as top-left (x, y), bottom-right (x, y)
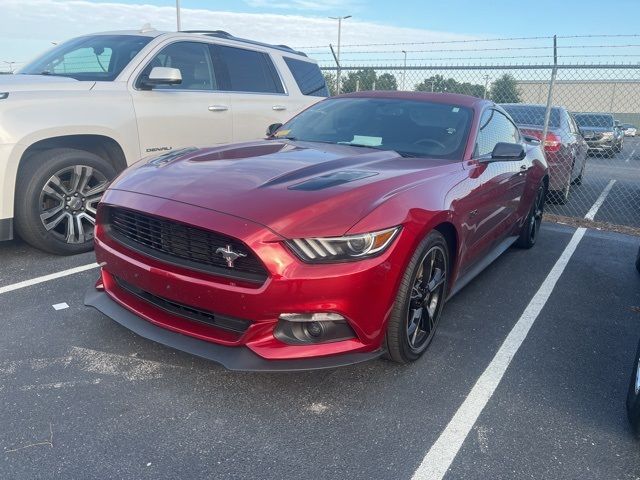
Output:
top-left (276, 97), bottom-right (472, 159)
top-left (501, 105), bottom-right (561, 128)
top-left (19, 35), bottom-right (153, 81)
top-left (574, 114), bottom-right (614, 128)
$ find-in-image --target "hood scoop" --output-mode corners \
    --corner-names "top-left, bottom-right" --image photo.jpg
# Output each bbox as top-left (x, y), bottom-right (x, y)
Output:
top-left (288, 170), bottom-right (379, 191)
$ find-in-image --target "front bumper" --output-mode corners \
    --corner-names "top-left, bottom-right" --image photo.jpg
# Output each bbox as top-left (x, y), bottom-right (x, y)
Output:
top-left (85, 289), bottom-right (382, 371)
top-left (90, 189), bottom-right (411, 369)
top-left (585, 136), bottom-right (615, 151)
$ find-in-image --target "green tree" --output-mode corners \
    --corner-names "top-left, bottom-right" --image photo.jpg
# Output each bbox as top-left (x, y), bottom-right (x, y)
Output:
top-left (323, 72), bottom-right (337, 96)
top-left (415, 75), bottom-right (485, 97)
top-left (376, 73), bottom-right (398, 91)
top-left (490, 74), bottom-right (521, 103)
top-left (341, 68), bottom-right (377, 93)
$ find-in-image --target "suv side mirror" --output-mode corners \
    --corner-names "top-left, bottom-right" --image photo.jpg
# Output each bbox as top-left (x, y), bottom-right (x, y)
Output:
top-left (141, 67), bottom-right (182, 89)
top-left (266, 123), bottom-right (283, 137)
top-left (488, 142), bottom-right (526, 161)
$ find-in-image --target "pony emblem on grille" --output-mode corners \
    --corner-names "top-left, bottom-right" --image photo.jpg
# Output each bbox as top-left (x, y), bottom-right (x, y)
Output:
top-left (215, 245), bottom-right (247, 268)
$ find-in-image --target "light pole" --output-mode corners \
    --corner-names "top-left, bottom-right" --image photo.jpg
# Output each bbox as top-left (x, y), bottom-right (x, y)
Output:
top-left (483, 74), bottom-right (490, 99)
top-left (402, 50), bottom-right (407, 91)
top-left (176, 0), bottom-right (181, 31)
top-left (329, 15), bottom-right (351, 94)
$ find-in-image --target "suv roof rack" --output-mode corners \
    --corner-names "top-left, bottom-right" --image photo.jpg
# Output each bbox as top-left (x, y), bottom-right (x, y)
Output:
top-left (181, 30), bottom-right (307, 57)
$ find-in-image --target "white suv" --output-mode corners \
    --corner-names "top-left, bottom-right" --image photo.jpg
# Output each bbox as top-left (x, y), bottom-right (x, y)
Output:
top-left (0, 28), bottom-right (327, 254)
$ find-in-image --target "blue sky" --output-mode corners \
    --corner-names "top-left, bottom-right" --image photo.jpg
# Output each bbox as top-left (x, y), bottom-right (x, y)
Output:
top-left (89, 0), bottom-right (640, 37)
top-left (1, 0), bottom-right (639, 68)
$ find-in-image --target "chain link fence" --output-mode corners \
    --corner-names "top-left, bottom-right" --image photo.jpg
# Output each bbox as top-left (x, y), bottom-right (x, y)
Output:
top-left (314, 36), bottom-right (640, 230)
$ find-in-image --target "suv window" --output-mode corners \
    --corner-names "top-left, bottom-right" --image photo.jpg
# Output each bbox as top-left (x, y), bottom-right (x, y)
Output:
top-left (213, 45), bottom-right (284, 94)
top-left (137, 41), bottom-right (216, 91)
top-left (574, 114), bottom-right (614, 128)
top-left (476, 109), bottom-right (520, 157)
top-left (283, 57), bottom-right (328, 97)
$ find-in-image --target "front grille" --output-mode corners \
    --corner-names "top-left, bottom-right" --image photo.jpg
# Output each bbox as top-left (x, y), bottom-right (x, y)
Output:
top-left (115, 277), bottom-right (251, 334)
top-left (107, 207), bottom-right (268, 283)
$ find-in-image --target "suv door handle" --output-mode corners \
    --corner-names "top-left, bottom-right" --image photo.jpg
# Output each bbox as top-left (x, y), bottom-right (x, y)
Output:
top-left (272, 105), bottom-right (287, 111)
top-left (208, 105), bottom-right (228, 112)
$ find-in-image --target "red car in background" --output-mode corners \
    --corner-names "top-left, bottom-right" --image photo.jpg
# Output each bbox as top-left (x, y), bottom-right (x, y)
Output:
top-left (501, 103), bottom-right (588, 204)
top-left (85, 92), bottom-right (547, 371)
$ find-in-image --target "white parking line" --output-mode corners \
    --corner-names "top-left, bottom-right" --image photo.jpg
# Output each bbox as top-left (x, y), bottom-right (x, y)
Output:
top-left (626, 149), bottom-right (635, 163)
top-left (411, 227), bottom-right (586, 480)
top-left (0, 263), bottom-right (98, 295)
top-left (584, 179), bottom-right (616, 221)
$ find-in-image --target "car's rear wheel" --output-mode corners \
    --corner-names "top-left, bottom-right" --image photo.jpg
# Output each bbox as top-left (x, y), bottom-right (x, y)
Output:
top-left (627, 340), bottom-right (640, 438)
top-left (516, 183), bottom-right (545, 249)
top-left (14, 148), bottom-right (116, 255)
top-left (386, 231), bottom-right (449, 363)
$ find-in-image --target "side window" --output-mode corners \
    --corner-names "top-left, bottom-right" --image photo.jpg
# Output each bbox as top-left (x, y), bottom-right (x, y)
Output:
top-left (214, 45), bottom-right (284, 94)
top-left (137, 42), bottom-right (216, 90)
top-left (475, 109), bottom-right (520, 157)
top-left (283, 57), bottom-right (328, 97)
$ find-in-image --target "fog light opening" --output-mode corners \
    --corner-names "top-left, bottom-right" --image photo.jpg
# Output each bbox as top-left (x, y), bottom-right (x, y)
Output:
top-left (274, 313), bottom-right (356, 345)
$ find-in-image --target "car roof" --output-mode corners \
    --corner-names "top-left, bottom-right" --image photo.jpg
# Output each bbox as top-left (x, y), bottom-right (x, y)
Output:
top-left (335, 91), bottom-right (489, 109)
top-left (84, 29), bottom-right (308, 57)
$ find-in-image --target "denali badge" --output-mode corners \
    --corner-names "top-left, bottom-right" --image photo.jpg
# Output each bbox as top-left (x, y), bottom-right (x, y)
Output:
top-left (216, 245), bottom-right (247, 268)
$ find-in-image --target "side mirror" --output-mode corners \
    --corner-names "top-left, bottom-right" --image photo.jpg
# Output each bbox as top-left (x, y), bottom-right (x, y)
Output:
top-left (266, 123), bottom-right (283, 137)
top-left (141, 67), bottom-right (182, 89)
top-left (488, 142), bottom-right (526, 161)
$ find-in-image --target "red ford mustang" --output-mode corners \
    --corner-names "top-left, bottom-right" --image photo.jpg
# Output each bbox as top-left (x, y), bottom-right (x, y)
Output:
top-left (85, 92), bottom-right (547, 371)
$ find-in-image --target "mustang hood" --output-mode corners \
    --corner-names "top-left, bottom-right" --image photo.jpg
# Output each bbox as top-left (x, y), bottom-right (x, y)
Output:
top-left (109, 141), bottom-right (460, 238)
top-left (0, 74), bottom-right (94, 92)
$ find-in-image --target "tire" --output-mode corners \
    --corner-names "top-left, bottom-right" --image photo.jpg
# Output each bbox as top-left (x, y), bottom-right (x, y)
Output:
top-left (386, 230), bottom-right (449, 364)
top-left (572, 162), bottom-right (585, 186)
top-left (14, 148), bottom-right (116, 255)
top-left (635, 246), bottom-right (640, 274)
top-left (516, 183), bottom-right (545, 249)
top-left (627, 340), bottom-right (640, 439)
top-left (549, 178), bottom-right (570, 205)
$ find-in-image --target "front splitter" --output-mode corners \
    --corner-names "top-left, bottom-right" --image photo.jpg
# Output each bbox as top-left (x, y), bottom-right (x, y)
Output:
top-left (84, 289), bottom-right (383, 372)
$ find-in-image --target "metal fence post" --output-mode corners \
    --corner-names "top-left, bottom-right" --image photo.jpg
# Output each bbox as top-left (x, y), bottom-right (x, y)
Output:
top-left (541, 35), bottom-right (558, 148)
top-left (329, 44), bottom-right (341, 94)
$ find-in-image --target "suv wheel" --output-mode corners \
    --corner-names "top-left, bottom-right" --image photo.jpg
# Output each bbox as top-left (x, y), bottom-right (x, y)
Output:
top-left (15, 148), bottom-right (116, 255)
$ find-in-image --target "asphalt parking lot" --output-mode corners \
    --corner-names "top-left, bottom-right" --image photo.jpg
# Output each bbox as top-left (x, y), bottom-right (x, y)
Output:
top-left (547, 136), bottom-right (640, 227)
top-left (1, 219), bottom-right (640, 479)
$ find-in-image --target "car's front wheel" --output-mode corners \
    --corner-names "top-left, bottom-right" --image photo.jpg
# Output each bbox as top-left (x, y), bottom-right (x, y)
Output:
top-left (14, 148), bottom-right (116, 255)
top-left (386, 231), bottom-right (449, 363)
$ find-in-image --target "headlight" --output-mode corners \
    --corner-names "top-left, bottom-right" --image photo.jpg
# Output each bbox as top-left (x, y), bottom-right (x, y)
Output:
top-left (602, 131), bottom-right (614, 138)
top-left (287, 226), bottom-right (400, 263)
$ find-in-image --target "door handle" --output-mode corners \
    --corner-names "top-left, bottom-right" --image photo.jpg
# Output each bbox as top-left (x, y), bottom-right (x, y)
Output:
top-left (272, 105), bottom-right (287, 111)
top-left (208, 105), bottom-right (228, 112)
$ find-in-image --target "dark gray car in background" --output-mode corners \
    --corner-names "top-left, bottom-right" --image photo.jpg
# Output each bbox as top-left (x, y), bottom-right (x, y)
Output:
top-left (501, 103), bottom-right (588, 204)
top-left (573, 113), bottom-right (623, 157)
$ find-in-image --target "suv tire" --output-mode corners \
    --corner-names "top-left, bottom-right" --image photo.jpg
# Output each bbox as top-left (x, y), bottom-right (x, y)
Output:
top-left (14, 148), bottom-right (116, 255)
